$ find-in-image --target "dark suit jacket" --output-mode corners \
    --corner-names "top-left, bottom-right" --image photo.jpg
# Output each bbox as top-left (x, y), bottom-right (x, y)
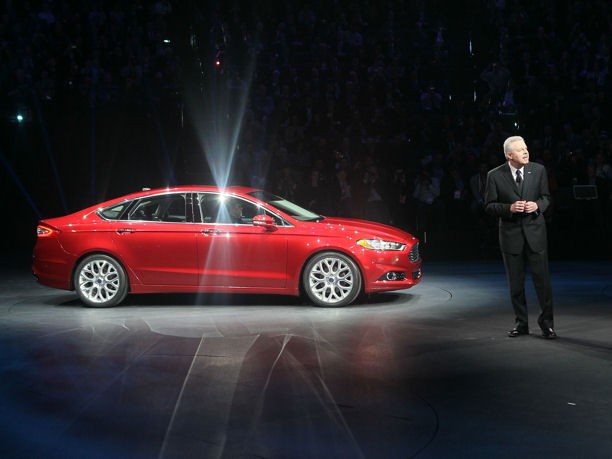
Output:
top-left (484, 161), bottom-right (551, 254)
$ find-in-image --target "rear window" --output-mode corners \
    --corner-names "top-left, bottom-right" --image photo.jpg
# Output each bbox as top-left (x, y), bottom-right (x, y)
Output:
top-left (99, 202), bottom-right (130, 220)
top-left (98, 193), bottom-right (188, 222)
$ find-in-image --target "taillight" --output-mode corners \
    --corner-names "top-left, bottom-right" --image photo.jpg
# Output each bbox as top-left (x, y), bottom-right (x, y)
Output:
top-left (36, 224), bottom-right (59, 237)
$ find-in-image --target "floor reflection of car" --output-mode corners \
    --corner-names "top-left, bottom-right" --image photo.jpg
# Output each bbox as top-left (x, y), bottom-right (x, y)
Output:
top-left (32, 186), bottom-right (422, 307)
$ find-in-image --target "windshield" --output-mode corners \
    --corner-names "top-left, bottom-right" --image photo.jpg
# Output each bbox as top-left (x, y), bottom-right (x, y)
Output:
top-left (249, 191), bottom-right (323, 221)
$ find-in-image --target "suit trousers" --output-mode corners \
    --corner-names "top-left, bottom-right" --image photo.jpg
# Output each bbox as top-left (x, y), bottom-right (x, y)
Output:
top-left (502, 245), bottom-right (554, 330)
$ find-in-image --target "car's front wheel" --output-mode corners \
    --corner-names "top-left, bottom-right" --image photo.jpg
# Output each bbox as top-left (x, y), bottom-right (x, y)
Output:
top-left (302, 252), bottom-right (362, 307)
top-left (74, 254), bottom-right (128, 307)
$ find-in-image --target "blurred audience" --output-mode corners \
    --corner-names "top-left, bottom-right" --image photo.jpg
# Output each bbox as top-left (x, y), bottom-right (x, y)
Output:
top-left (1, 0), bottom-right (610, 248)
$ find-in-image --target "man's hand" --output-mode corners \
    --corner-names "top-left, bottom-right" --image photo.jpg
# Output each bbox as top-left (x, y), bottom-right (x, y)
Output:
top-left (511, 200), bottom-right (539, 213)
top-left (524, 201), bottom-right (539, 213)
top-left (511, 200), bottom-right (526, 213)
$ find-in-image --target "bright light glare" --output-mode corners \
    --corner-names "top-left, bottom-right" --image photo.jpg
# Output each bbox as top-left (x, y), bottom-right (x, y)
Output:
top-left (186, 55), bottom-right (256, 189)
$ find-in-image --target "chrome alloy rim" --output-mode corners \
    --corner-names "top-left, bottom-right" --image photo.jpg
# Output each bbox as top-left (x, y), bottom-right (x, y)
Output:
top-left (78, 259), bottom-right (120, 304)
top-left (308, 257), bottom-right (354, 304)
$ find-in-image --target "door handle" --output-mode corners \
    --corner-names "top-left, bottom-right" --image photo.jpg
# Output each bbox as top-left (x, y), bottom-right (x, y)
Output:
top-left (116, 228), bottom-right (135, 234)
top-left (202, 229), bottom-right (221, 235)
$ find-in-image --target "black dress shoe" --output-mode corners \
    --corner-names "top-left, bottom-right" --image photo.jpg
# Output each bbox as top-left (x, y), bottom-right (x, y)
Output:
top-left (508, 328), bottom-right (529, 337)
top-left (541, 327), bottom-right (557, 339)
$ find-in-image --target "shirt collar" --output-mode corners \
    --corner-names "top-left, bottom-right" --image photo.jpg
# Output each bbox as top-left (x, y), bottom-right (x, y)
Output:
top-left (509, 163), bottom-right (524, 176)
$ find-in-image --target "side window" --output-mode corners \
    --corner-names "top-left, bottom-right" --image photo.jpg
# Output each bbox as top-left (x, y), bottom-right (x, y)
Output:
top-left (195, 193), bottom-right (276, 225)
top-left (129, 199), bottom-right (159, 221)
top-left (160, 195), bottom-right (187, 222)
top-left (196, 193), bottom-right (217, 223)
top-left (128, 194), bottom-right (187, 222)
top-left (225, 197), bottom-right (250, 224)
top-left (99, 202), bottom-right (130, 220)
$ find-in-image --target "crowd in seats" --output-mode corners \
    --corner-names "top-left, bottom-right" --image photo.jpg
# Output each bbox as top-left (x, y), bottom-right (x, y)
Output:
top-left (2, 1), bottom-right (610, 252)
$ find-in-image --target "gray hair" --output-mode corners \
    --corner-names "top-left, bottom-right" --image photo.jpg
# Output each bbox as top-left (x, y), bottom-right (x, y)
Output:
top-left (503, 136), bottom-right (524, 159)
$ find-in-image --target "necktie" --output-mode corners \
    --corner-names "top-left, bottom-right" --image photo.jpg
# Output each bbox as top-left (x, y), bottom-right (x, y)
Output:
top-left (516, 169), bottom-right (522, 185)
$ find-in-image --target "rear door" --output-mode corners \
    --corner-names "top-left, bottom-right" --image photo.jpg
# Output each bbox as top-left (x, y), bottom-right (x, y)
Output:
top-left (110, 192), bottom-right (199, 286)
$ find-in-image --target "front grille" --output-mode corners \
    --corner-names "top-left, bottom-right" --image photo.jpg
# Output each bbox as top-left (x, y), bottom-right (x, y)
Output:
top-left (408, 242), bottom-right (420, 263)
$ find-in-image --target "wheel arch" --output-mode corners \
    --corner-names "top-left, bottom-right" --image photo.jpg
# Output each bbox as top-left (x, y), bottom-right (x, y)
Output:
top-left (298, 248), bottom-right (365, 298)
top-left (70, 251), bottom-right (132, 292)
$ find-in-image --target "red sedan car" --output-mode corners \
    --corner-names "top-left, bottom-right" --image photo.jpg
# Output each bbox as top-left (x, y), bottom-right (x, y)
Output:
top-left (32, 186), bottom-right (422, 307)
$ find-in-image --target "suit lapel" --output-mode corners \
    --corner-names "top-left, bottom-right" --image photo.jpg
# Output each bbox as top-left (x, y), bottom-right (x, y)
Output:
top-left (502, 163), bottom-right (521, 198)
top-left (522, 164), bottom-right (534, 198)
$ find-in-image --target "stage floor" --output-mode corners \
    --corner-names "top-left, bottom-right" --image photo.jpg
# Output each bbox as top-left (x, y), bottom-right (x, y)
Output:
top-left (1, 258), bottom-right (611, 458)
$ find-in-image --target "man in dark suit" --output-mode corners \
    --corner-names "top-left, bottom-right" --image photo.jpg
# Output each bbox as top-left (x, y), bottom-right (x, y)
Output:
top-left (484, 136), bottom-right (556, 339)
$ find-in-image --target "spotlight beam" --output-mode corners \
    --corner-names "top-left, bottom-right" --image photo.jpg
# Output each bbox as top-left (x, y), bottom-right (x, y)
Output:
top-left (172, 4), bottom-right (258, 189)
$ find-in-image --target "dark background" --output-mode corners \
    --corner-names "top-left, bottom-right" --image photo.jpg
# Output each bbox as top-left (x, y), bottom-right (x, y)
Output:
top-left (2, 0), bottom-right (610, 260)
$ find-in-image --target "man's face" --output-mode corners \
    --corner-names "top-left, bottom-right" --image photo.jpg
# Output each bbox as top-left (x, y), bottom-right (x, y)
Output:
top-left (507, 140), bottom-right (529, 168)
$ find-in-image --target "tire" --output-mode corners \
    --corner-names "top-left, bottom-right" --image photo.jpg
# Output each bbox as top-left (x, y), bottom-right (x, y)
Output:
top-left (74, 254), bottom-right (128, 307)
top-left (302, 251), bottom-right (362, 307)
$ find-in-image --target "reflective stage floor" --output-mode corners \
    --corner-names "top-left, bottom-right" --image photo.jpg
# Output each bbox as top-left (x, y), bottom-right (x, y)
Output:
top-left (1, 258), bottom-right (611, 459)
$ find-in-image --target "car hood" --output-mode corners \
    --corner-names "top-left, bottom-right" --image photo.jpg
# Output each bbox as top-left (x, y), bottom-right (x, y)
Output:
top-left (305, 217), bottom-right (417, 242)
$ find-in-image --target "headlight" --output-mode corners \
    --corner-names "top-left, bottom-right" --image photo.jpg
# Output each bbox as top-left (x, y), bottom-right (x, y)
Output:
top-left (357, 239), bottom-right (406, 251)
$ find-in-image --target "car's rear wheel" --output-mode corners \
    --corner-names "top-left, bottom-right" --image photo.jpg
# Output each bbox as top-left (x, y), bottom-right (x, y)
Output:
top-left (74, 254), bottom-right (128, 307)
top-left (303, 252), bottom-right (362, 307)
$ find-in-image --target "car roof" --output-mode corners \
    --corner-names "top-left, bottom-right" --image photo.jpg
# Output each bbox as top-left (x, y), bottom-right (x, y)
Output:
top-left (40, 186), bottom-right (267, 222)
top-left (119, 185), bottom-right (260, 200)
top-left (75, 185), bottom-right (261, 214)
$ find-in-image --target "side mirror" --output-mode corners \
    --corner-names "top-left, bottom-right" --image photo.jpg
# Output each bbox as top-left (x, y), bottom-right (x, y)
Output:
top-left (252, 214), bottom-right (276, 230)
